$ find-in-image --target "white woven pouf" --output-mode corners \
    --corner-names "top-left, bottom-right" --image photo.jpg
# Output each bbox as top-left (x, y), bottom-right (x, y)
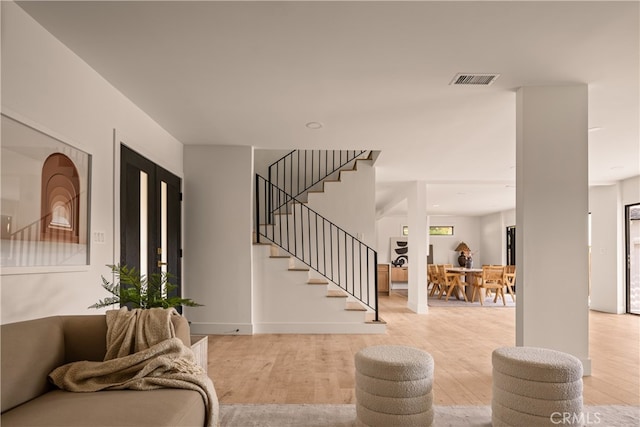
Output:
top-left (355, 345), bottom-right (434, 427)
top-left (491, 347), bottom-right (584, 426)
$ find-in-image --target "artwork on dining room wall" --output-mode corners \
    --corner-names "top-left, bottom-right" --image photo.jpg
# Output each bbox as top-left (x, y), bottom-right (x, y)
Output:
top-left (1, 114), bottom-right (92, 269)
top-left (390, 237), bottom-right (408, 266)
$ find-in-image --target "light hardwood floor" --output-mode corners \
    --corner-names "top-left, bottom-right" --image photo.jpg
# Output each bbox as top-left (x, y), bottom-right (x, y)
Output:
top-left (207, 291), bottom-right (640, 406)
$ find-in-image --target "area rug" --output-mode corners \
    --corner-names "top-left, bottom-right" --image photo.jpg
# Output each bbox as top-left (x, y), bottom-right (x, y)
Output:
top-left (427, 294), bottom-right (515, 308)
top-left (392, 289), bottom-right (515, 307)
top-left (219, 404), bottom-right (639, 426)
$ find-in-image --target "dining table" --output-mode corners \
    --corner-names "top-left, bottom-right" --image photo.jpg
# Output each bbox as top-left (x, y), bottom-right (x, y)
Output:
top-left (446, 267), bottom-right (483, 301)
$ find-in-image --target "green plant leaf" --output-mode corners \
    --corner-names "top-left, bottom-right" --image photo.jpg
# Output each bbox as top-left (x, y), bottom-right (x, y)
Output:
top-left (89, 264), bottom-right (203, 310)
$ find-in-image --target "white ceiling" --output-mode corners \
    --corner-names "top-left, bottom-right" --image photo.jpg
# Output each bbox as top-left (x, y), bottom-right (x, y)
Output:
top-left (16, 1), bottom-right (640, 217)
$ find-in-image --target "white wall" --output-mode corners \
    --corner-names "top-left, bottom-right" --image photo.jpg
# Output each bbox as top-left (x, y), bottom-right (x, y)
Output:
top-left (253, 148), bottom-right (291, 178)
top-left (376, 215), bottom-right (482, 266)
top-left (307, 160), bottom-right (376, 247)
top-left (479, 212), bottom-right (505, 266)
top-left (478, 209), bottom-right (515, 266)
top-left (588, 176), bottom-right (639, 314)
top-left (589, 184), bottom-right (624, 313)
top-left (183, 145), bottom-right (254, 334)
top-left (1, 1), bottom-right (184, 324)
top-left (621, 176), bottom-right (640, 206)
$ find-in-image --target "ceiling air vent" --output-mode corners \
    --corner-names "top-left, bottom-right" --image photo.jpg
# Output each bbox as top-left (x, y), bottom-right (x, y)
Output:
top-left (450, 73), bottom-right (500, 86)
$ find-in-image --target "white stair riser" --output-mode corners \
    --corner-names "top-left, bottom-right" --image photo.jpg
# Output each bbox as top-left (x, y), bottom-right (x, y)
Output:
top-left (253, 245), bottom-right (382, 333)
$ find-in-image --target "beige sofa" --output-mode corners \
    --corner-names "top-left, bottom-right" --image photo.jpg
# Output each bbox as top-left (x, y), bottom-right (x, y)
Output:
top-left (1, 314), bottom-right (208, 427)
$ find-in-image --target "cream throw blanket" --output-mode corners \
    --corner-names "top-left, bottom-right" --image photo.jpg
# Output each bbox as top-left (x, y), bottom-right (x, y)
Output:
top-left (49, 308), bottom-right (218, 427)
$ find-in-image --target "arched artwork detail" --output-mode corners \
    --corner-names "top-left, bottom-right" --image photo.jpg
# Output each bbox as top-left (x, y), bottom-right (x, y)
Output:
top-left (40, 153), bottom-right (80, 243)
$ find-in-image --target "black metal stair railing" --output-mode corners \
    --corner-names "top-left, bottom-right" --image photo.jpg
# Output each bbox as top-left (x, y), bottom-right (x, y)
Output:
top-left (255, 174), bottom-right (379, 321)
top-left (268, 149), bottom-right (368, 211)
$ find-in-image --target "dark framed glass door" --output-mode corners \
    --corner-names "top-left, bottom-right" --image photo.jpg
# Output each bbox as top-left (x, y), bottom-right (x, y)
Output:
top-left (626, 203), bottom-right (639, 315)
top-left (506, 226), bottom-right (516, 266)
top-left (120, 145), bottom-right (182, 309)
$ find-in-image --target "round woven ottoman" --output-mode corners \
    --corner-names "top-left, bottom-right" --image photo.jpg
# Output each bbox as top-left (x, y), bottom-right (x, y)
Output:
top-left (355, 345), bottom-right (434, 427)
top-left (492, 347), bottom-right (583, 426)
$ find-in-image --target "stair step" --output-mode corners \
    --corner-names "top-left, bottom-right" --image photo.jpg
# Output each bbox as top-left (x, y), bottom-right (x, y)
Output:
top-left (288, 267), bottom-right (310, 272)
top-left (327, 290), bottom-right (348, 298)
top-left (270, 255), bottom-right (290, 259)
top-left (345, 301), bottom-right (367, 311)
top-left (307, 278), bottom-right (329, 285)
top-left (365, 318), bottom-right (387, 325)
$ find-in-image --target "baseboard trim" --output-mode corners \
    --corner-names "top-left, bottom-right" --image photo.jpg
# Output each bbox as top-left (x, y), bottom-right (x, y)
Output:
top-left (189, 322), bottom-right (254, 335)
top-left (253, 321), bottom-right (386, 334)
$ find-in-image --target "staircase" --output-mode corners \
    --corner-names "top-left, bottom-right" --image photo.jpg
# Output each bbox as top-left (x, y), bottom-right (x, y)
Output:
top-left (254, 150), bottom-right (385, 333)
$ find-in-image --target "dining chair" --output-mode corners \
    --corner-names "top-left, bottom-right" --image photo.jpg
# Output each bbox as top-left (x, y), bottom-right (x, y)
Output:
top-left (439, 265), bottom-right (468, 302)
top-left (503, 265), bottom-right (516, 302)
top-left (471, 265), bottom-right (506, 305)
top-left (427, 264), bottom-right (441, 296)
top-left (436, 264), bottom-right (456, 298)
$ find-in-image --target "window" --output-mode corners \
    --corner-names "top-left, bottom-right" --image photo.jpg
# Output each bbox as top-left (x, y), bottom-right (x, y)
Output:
top-left (401, 225), bottom-right (454, 236)
top-left (430, 226), bottom-right (454, 236)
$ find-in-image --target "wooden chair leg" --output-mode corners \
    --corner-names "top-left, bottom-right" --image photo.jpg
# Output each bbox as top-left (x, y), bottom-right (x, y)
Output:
top-left (458, 284), bottom-right (468, 302)
top-left (445, 284), bottom-right (456, 301)
top-left (438, 285), bottom-right (447, 299)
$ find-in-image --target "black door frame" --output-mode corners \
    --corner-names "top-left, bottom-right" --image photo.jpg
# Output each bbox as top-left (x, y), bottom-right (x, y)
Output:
top-left (506, 226), bottom-right (516, 266)
top-left (625, 203), bottom-right (639, 315)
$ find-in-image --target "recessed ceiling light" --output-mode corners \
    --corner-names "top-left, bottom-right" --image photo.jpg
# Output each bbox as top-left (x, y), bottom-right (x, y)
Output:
top-left (432, 204), bottom-right (440, 207)
top-left (305, 122), bottom-right (323, 130)
top-left (610, 166), bottom-right (624, 170)
top-left (588, 127), bottom-right (603, 132)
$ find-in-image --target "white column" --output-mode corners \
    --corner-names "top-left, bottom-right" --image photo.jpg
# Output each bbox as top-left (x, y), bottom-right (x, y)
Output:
top-left (408, 181), bottom-right (428, 313)
top-left (516, 85), bottom-right (591, 375)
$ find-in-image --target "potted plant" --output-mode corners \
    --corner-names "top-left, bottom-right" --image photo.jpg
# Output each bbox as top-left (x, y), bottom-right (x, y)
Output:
top-left (89, 264), bottom-right (202, 309)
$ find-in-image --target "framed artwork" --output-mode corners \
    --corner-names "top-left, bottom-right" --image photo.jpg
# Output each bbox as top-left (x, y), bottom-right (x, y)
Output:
top-left (390, 237), bottom-right (408, 266)
top-left (1, 114), bottom-right (92, 269)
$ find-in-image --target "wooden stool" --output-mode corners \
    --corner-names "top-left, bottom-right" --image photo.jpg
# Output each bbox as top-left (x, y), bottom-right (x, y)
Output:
top-left (355, 345), bottom-right (434, 427)
top-left (492, 346), bottom-right (583, 426)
